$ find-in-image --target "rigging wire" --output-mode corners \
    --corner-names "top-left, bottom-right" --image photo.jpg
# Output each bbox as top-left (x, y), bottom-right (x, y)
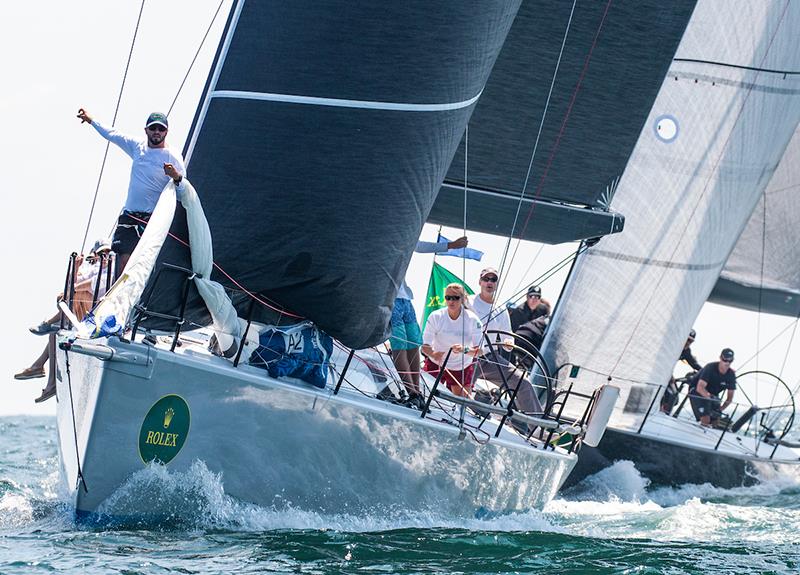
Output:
top-left (757, 195), bottom-right (767, 407)
top-left (477, 242), bottom-right (589, 328)
top-left (499, 0), bottom-right (613, 294)
top-left (126, 212), bottom-right (303, 319)
top-left (457, 125), bottom-right (469, 400)
top-left (737, 316), bottom-right (800, 372)
top-left (512, 243), bottom-right (546, 295)
top-left (79, 0), bottom-right (147, 254)
top-left (167, 0), bottom-right (226, 117)
top-left (495, 0), bottom-right (578, 297)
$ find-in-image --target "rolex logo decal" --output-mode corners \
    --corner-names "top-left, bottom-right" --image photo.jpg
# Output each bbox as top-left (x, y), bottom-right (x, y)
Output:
top-left (139, 395), bottom-right (190, 465)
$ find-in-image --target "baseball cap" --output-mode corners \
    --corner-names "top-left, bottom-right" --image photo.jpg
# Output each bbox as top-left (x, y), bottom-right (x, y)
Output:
top-left (688, 329), bottom-right (696, 339)
top-left (480, 267), bottom-right (499, 279)
top-left (91, 237), bottom-right (112, 254)
top-left (145, 112), bottom-right (169, 129)
top-left (527, 285), bottom-right (542, 297)
top-left (720, 348), bottom-right (735, 362)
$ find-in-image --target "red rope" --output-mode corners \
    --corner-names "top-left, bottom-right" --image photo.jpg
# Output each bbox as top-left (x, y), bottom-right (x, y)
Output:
top-left (515, 0), bottom-right (614, 242)
top-left (127, 213), bottom-right (304, 319)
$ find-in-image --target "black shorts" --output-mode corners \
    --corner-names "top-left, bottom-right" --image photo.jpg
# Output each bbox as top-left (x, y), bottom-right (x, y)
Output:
top-left (688, 389), bottom-right (721, 421)
top-left (111, 211), bottom-right (151, 256)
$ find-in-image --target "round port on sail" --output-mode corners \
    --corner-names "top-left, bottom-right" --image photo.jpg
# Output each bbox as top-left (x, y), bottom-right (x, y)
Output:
top-left (654, 114), bottom-right (679, 143)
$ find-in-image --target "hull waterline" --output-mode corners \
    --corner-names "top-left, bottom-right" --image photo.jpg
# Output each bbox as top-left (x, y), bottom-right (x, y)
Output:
top-left (563, 415), bottom-right (800, 489)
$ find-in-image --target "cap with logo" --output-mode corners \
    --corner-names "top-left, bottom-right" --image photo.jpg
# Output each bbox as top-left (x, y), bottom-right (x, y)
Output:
top-left (527, 285), bottom-right (542, 297)
top-left (720, 348), bottom-right (735, 361)
top-left (91, 237), bottom-right (112, 254)
top-left (145, 112), bottom-right (169, 129)
top-left (480, 267), bottom-right (499, 279)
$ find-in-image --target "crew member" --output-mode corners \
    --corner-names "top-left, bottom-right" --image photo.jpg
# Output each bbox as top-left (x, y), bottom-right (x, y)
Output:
top-left (77, 108), bottom-right (186, 275)
top-left (688, 348), bottom-right (737, 426)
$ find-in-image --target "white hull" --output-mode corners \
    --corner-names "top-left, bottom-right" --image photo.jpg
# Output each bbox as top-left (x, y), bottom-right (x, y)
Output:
top-left (55, 334), bottom-right (576, 520)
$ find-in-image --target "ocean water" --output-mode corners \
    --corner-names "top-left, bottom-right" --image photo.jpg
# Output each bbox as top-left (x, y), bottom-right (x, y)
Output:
top-left (1, 416), bottom-right (799, 574)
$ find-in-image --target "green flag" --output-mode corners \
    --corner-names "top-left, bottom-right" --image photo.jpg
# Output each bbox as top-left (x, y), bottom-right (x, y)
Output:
top-left (421, 262), bottom-right (474, 329)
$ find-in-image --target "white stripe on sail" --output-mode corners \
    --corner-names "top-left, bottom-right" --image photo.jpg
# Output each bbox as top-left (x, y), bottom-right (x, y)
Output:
top-left (185, 0), bottom-right (245, 164)
top-left (210, 89), bottom-right (483, 112)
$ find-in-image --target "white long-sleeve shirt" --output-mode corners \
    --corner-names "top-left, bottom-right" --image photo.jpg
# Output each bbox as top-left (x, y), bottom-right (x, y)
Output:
top-left (92, 120), bottom-right (186, 213)
top-left (396, 240), bottom-right (450, 301)
top-left (422, 307), bottom-right (483, 370)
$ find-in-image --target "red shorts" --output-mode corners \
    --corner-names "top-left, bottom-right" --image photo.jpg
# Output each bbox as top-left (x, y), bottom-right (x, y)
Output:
top-left (423, 357), bottom-right (475, 394)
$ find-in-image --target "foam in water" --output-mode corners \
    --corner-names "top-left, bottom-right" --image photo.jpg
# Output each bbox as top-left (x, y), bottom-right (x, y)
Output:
top-left (561, 460), bottom-right (651, 502)
top-left (33, 453), bottom-right (800, 544)
top-left (545, 457), bottom-right (800, 543)
top-left (90, 459), bottom-right (562, 533)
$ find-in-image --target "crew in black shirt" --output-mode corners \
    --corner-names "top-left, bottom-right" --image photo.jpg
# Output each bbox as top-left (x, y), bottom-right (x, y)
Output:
top-left (688, 348), bottom-right (737, 426)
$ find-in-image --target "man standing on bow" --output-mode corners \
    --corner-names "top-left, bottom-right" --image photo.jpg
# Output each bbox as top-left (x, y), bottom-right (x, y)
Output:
top-left (77, 108), bottom-right (186, 276)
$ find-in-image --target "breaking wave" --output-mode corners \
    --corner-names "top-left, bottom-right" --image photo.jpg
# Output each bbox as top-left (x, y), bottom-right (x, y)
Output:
top-left (61, 456), bottom-right (800, 545)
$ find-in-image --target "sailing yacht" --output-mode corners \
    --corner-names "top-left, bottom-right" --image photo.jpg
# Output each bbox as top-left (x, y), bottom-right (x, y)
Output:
top-left (539, 0), bottom-right (800, 488)
top-left (52, 1), bottom-right (696, 519)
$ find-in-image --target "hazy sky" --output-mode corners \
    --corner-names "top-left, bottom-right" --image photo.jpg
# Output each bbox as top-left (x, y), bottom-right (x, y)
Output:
top-left (1, 1), bottom-right (797, 416)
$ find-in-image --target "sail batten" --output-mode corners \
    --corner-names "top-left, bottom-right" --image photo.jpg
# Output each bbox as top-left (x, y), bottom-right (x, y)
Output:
top-left (209, 90), bottom-right (484, 111)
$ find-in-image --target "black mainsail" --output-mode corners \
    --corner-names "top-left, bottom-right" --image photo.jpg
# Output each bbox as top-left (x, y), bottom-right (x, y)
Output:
top-left (143, 0), bottom-right (699, 350)
top-left (144, 0), bottom-right (522, 349)
top-left (429, 0), bottom-right (697, 244)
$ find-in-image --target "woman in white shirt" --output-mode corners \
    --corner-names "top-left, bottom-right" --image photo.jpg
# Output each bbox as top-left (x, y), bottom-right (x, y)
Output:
top-left (421, 283), bottom-right (483, 397)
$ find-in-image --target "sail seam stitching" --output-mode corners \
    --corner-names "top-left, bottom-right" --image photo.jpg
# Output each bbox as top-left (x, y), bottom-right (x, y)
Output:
top-left (586, 249), bottom-right (724, 271)
top-left (670, 71), bottom-right (800, 95)
top-left (673, 58), bottom-right (800, 76)
top-left (209, 90), bottom-right (482, 111)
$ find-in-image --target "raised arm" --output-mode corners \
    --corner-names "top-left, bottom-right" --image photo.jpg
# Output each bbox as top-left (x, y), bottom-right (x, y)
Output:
top-left (78, 107), bottom-right (139, 159)
top-left (415, 236), bottom-right (468, 254)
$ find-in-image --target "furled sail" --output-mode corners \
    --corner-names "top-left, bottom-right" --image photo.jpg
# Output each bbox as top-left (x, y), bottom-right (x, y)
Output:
top-left (428, 0), bottom-right (698, 244)
top-left (540, 0), bottom-right (800, 429)
top-left (710, 124), bottom-right (800, 317)
top-left (142, 0), bottom-right (522, 349)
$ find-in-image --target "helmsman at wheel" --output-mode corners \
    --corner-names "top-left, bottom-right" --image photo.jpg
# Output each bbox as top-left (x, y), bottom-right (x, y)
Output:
top-left (688, 348), bottom-right (737, 426)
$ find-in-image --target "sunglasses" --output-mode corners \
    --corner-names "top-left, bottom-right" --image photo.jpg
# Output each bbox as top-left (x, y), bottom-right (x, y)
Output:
top-left (527, 293), bottom-right (540, 298)
top-left (481, 275), bottom-right (498, 282)
top-left (444, 295), bottom-right (461, 301)
top-left (147, 124), bottom-right (167, 132)
top-left (721, 359), bottom-right (733, 364)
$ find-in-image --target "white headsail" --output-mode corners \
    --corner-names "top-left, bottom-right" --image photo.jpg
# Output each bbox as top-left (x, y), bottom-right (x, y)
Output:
top-left (541, 0), bottom-right (800, 430)
top-left (713, 123), bottom-right (800, 316)
top-left (82, 180), bottom-right (241, 353)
